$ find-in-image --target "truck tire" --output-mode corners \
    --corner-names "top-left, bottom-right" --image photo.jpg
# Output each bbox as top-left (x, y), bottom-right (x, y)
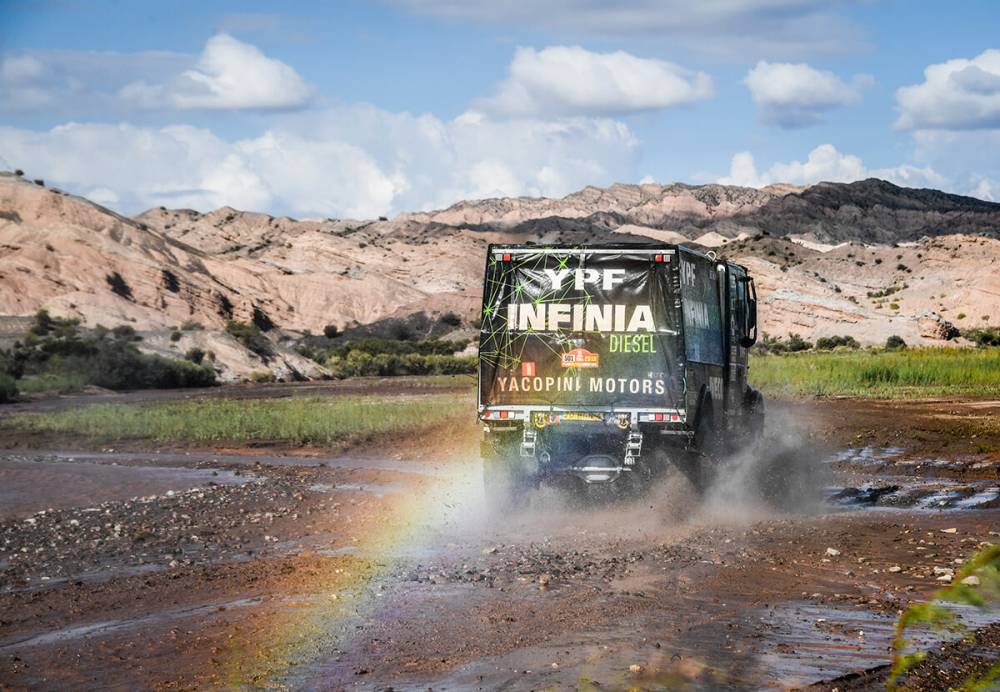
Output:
top-left (744, 387), bottom-right (766, 447)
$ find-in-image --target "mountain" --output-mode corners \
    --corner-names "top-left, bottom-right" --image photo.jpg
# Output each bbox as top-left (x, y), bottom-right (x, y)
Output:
top-left (2, 171), bottom-right (999, 378)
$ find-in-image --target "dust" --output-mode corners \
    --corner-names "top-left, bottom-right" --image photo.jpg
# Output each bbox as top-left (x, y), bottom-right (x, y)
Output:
top-left (698, 405), bottom-right (832, 523)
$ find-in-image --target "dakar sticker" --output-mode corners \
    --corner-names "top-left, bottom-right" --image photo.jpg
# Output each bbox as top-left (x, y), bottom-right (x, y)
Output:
top-left (561, 348), bottom-right (599, 369)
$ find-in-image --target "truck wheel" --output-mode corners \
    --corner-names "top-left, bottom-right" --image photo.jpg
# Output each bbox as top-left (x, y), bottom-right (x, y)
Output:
top-left (693, 405), bottom-right (724, 460)
top-left (744, 387), bottom-right (766, 448)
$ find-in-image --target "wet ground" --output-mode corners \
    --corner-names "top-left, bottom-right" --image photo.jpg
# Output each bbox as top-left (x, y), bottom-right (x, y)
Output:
top-left (1, 394), bottom-right (999, 690)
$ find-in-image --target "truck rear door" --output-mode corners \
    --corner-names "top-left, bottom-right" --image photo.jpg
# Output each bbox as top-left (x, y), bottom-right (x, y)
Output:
top-left (478, 247), bottom-right (684, 416)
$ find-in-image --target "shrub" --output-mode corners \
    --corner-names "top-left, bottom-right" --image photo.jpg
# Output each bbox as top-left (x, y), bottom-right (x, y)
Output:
top-left (111, 325), bottom-right (140, 341)
top-left (184, 347), bottom-right (206, 364)
top-left (29, 309), bottom-right (55, 336)
top-left (170, 330), bottom-right (182, 342)
top-left (963, 327), bottom-right (1000, 347)
top-left (106, 272), bottom-right (134, 301)
top-left (323, 324), bottom-right (340, 339)
top-left (216, 293), bottom-right (234, 319)
top-left (249, 370), bottom-right (276, 383)
top-left (161, 269), bottom-right (181, 293)
top-left (439, 312), bottom-right (462, 327)
top-left (786, 333), bottom-right (813, 352)
top-left (957, 313), bottom-right (967, 320)
top-left (815, 335), bottom-right (860, 351)
top-left (886, 335), bottom-right (907, 351)
top-left (325, 350), bottom-right (475, 378)
top-left (251, 305), bottom-right (275, 332)
top-left (180, 320), bottom-right (203, 331)
top-left (225, 320), bottom-right (274, 360)
top-left (0, 374), bottom-right (17, 403)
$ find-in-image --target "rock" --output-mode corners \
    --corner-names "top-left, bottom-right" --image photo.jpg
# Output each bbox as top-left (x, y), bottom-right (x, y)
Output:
top-left (940, 527), bottom-right (958, 534)
top-left (888, 565), bottom-right (902, 573)
top-left (629, 664), bottom-right (643, 674)
top-left (961, 575), bottom-right (981, 586)
top-left (936, 574), bottom-right (953, 582)
top-left (916, 311), bottom-right (960, 341)
top-left (825, 548), bottom-right (841, 557)
top-left (933, 567), bottom-right (954, 576)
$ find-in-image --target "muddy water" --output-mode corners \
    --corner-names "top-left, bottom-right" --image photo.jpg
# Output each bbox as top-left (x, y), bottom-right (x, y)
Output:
top-left (2, 433), bottom-right (1000, 690)
top-left (0, 456), bottom-right (246, 519)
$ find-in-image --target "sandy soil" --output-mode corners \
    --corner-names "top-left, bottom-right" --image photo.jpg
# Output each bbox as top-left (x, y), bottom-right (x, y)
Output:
top-left (1, 396), bottom-right (999, 690)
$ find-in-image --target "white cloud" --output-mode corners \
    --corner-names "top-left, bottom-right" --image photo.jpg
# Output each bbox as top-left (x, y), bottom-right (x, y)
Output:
top-left (1, 55), bottom-right (44, 83)
top-left (0, 108), bottom-right (638, 218)
top-left (391, 0), bottom-right (867, 59)
top-left (719, 144), bottom-right (945, 189)
top-left (896, 49), bottom-right (1000, 130)
top-left (971, 178), bottom-right (996, 201)
top-left (121, 34), bottom-right (313, 110)
top-left (744, 61), bottom-right (872, 127)
top-left (478, 46), bottom-right (713, 116)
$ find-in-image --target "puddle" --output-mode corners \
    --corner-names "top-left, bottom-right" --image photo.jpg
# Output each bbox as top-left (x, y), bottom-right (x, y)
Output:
top-left (828, 480), bottom-right (1000, 511)
top-left (826, 447), bottom-right (906, 466)
top-left (0, 596), bottom-right (262, 651)
top-left (0, 457), bottom-right (247, 519)
top-left (4, 449), bottom-right (448, 474)
top-left (757, 601), bottom-right (1000, 685)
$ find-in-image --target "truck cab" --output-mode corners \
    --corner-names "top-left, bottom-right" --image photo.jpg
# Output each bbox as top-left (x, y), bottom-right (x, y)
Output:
top-left (477, 243), bottom-right (761, 500)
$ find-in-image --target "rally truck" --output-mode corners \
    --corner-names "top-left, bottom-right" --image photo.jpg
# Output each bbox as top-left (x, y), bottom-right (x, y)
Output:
top-left (477, 243), bottom-right (763, 501)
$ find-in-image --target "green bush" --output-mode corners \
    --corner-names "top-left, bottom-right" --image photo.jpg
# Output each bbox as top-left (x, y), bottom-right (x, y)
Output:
top-left (963, 327), bottom-right (1000, 347)
top-left (886, 335), bottom-right (907, 350)
top-left (249, 370), bottom-right (275, 383)
top-left (225, 320), bottom-right (274, 359)
top-left (3, 312), bottom-right (216, 393)
top-left (815, 335), bottom-right (860, 350)
top-left (0, 374), bottom-right (18, 403)
top-left (439, 312), bottom-right (462, 327)
top-left (325, 350), bottom-right (475, 378)
top-left (323, 324), bottom-right (339, 339)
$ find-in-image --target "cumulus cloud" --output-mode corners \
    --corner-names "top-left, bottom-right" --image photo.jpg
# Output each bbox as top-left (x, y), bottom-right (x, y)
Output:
top-left (895, 49), bottom-right (1000, 130)
top-left (718, 144), bottom-right (945, 189)
top-left (0, 35), bottom-right (311, 115)
top-left (390, 0), bottom-right (866, 58)
top-left (0, 108), bottom-right (637, 218)
top-left (744, 61), bottom-right (872, 127)
top-left (120, 33), bottom-right (313, 110)
top-left (478, 46), bottom-right (713, 116)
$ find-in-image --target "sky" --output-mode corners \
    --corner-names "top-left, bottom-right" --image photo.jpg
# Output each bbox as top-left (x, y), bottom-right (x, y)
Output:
top-left (0, 0), bottom-right (998, 218)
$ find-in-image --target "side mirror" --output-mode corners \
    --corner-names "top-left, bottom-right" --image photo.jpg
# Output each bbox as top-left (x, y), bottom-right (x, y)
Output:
top-left (739, 277), bottom-right (758, 347)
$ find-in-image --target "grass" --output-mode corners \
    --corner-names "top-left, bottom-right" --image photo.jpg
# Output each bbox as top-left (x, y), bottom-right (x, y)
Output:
top-left (1, 393), bottom-right (468, 446)
top-left (750, 347), bottom-right (1000, 398)
top-left (13, 371), bottom-right (90, 395)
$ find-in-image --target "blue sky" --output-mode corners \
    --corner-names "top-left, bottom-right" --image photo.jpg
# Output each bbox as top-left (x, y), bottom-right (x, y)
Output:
top-left (1, 0), bottom-right (998, 217)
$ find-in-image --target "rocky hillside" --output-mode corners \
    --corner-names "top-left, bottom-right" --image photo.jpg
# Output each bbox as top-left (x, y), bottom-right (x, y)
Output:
top-left (2, 171), bottom-right (999, 378)
top-left (403, 178), bottom-right (1000, 245)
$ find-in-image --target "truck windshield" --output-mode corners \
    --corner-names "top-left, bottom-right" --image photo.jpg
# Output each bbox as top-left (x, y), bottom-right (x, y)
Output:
top-left (478, 248), bottom-right (683, 410)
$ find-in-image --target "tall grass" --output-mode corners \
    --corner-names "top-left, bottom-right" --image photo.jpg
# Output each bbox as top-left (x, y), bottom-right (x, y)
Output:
top-left (750, 348), bottom-right (1000, 398)
top-left (2, 393), bottom-right (469, 445)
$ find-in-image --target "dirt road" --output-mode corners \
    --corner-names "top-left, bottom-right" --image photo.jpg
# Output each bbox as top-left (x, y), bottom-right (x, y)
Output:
top-left (2, 396), bottom-right (999, 690)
